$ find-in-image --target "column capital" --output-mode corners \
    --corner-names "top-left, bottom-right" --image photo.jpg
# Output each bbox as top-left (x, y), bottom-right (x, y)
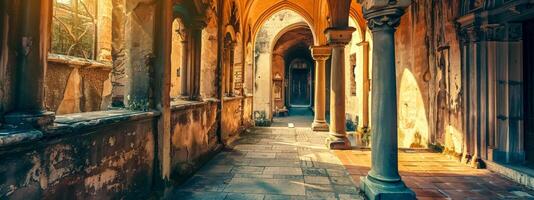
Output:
top-left (324, 27), bottom-right (356, 46)
top-left (357, 0), bottom-right (411, 12)
top-left (364, 7), bottom-right (406, 32)
top-left (310, 46), bottom-right (332, 61)
top-left (189, 16), bottom-right (208, 30)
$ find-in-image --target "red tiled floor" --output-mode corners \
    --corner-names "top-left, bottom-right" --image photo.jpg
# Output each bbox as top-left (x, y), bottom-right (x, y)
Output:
top-left (334, 150), bottom-right (534, 200)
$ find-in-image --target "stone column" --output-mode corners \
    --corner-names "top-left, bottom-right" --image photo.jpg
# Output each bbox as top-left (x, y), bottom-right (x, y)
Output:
top-left (310, 46), bottom-right (331, 132)
top-left (5, 0), bottom-right (55, 128)
top-left (359, 3), bottom-right (415, 200)
top-left (189, 19), bottom-right (206, 100)
top-left (358, 42), bottom-right (370, 127)
top-left (179, 29), bottom-right (190, 99)
top-left (224, 42), bottom-right (236, 97)
top-left (325, 28), bottom-right (354, 149)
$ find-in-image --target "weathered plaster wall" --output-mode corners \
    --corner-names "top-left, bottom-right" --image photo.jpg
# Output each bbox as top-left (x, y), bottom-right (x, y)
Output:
top-left (243, 96), bottom-right (254, 127)
top-left (0, 114), bottom-right (156, 199)
top-left (394, 0), bottom-right (463, 152)
top-left (200, 13), bottom-right (219, 98)
top-left (222, 97), bottom-right (244, 144)
top-left (170, 101), bottom-right (220, 182)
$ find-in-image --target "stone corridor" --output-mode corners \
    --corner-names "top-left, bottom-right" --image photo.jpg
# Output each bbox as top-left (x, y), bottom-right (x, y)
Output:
top-left (166, 127), bottom-right (534, 200)
top-left (165, 127), bottom-right (363, 200)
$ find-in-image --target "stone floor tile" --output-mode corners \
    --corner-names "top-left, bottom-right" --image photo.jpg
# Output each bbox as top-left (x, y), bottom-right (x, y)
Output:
top-left (264, 167), bottom-right (303, 175)
top-left (166, 191), bottom-right (227, 200)
top-left (329, 176), bottom-right (354, 185)
top-left (304, 176), bottom-right (331, 185)
top-left (264, 194), bottom-right (307, 200)
top-left (231, 166), bottom-right (264, 174)
top-left (304, 191), bottom-right (337, 200)
top-left (224, 178), bottom-right (306, 195)
top-left (224, 193), bottom-right (264, 200)
top-left (302, 168), bottom-right (328, 177)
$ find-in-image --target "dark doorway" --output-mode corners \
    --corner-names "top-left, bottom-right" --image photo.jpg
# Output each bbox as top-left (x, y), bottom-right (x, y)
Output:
top-left (524, 19), bottom-right (534, 165)
top-left (290, 68), bottom-right (311, 106)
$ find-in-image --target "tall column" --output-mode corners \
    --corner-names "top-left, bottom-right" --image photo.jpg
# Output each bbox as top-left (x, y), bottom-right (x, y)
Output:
top-left (179, 29), bottom-right (190, 99)
top-left (325, 28), bottom-right (354, 149)
top-left (5, 0), bottom-right (55, 128)
top-left (310, 46), bottom-right (331, 132)
top-left (189, 19), bottom-right (206, 100)
top-left (358, 42), bottom-right (371, 127)
top-left (359, 3), bottom-right (415, 199)
top-left (224, 41), bottom-right (236, 97)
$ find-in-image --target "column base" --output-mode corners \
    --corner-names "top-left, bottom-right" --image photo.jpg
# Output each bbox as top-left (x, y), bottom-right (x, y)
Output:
top-left (312, 120), bottom-right (329, 131)
top-left (4, 111), bottom-right (55, 129)
top-left (325, 135), bottom-right (351, 150)
top-left (360, 175), bottom-right (415, 200)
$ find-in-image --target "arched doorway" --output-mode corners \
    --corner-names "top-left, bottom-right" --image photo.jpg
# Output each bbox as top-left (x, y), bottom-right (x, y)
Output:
top-left (288, 58), bottom-right (312, 106)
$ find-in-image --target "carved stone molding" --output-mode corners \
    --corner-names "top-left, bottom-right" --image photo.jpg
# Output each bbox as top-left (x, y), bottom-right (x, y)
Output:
top-left (363, 7), bottom-right (405, 32)
top-left (324, 27), bottom-right (356, 46)
top-left (310, 46), bottom-right (332, 61)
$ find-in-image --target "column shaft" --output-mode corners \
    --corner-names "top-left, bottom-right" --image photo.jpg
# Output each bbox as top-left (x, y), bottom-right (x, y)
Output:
top-left (190, 27), bottom-right (202, 100)
top-left (311, 46), bottom-right (331, 131)
top-left (360, 6), bottom-right (415, 200)
top-left (324, 28), bottom-right (353, 150)
top-left (5, 0), bottom-right (55, 128)
top-left (180, 33), bottom-right (189, 98)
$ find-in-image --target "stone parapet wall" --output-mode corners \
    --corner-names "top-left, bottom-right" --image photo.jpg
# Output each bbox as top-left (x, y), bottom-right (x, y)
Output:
top-left (222, 97), bottom-right (245, 144)
top-left (0, 110), bottom-right (157, 199)
top-left (169, 100), bottom-right (221, 183)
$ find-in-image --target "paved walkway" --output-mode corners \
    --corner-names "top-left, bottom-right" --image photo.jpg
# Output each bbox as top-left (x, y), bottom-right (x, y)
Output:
top-left (335, 150), bottom-right (534, 200)
top-left (166, 127), bottom-right (363, 200)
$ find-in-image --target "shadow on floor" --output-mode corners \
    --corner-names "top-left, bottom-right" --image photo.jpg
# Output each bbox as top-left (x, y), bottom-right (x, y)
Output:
top-left (164, 127), bottom-right (365, 200)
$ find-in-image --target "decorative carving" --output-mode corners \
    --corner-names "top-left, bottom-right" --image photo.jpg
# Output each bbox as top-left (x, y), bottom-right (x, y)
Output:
top-left (364, 8), bottom-right (404, 31)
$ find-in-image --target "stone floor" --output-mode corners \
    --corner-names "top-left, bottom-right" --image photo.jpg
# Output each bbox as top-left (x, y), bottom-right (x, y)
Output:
top-left (166, 124), bottom-right (534, 200)
top-left (165, 127), bottom-right (364, 200)
top-left (335, 150), bottom-right (534, 200)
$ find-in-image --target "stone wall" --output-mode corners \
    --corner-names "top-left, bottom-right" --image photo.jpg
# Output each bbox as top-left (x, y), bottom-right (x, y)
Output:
top-left (222, 97), bottom-right (244, 144)
top-left (170, 101), bottom-right (220, 182)
top-left (45, 55), bottom-right (113, 115)
top-left (394, 0), bottom-right (463, 152)
top-left (0, 111), bottom-right (157, 200)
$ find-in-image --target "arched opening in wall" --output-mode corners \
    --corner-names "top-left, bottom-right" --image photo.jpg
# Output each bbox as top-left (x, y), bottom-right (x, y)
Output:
top-left (252, 9), bottom-right (316, 124)
top-left (170, 18), bottom-right (185, 101)
top-left (233, 33), bottom-right (244, 96)
top-left (47, 0), bottom-right (116, 114)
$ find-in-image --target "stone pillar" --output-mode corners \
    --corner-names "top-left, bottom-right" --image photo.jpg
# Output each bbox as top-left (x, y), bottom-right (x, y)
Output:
top-left (224, 41), bottom-right (236, 97)
top-left (310, 46), bottom-right (331, 132)
top-left (358, 42), bottom-right (370, 127)
top-left (325, 28), bottom-right (354, 149)
top-left (179, 29), bottom-right (190, 99)
top-left (359, 3), bottom-right (415, 200)
top-left (189, 19), bottom-right (206, 100)
top-left (5, 0), bottom-right (55, 128)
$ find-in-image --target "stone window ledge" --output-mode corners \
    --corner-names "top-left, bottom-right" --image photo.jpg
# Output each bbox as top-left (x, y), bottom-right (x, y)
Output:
top-left (171, 98), bottom-right (220, 112)
top-left (48, 53), bottom-right (112, 69)
top-left (0, 110), bottom-right (159, 148)
top-left (223, 96), bottom-right (245, 101)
